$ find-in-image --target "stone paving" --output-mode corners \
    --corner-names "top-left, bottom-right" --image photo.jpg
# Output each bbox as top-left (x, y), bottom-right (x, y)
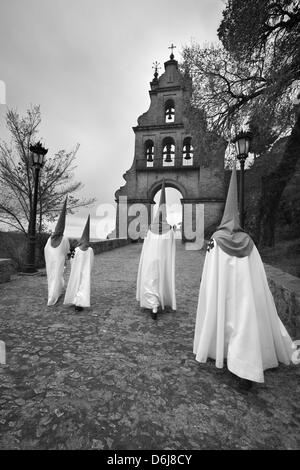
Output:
top-left (0, 241), bottom-right (299, 450)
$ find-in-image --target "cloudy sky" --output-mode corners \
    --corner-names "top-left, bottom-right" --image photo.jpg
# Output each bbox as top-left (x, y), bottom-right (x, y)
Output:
top-left (0, 0), bottom-right (224, 238)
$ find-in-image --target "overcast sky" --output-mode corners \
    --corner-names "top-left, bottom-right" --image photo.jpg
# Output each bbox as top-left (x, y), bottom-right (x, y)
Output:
top-left (0, 0), bottom-right (224, 238)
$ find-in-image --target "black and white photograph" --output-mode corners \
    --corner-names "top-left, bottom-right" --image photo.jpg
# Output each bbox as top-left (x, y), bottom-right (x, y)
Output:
top-left (0, 0), bottom-right (299, 456)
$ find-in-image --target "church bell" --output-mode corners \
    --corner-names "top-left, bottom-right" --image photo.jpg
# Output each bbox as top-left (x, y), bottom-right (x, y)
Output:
top-left (164, 143), bottom-right (173, 163)
top-left (184, 143), bottom-right (192, 160)
top-left (147, 154), bottom-right (154, 162)
top-left (146, 147), bottom-right (154, 162)
top-left (167, 110), bottom-right (173, 120)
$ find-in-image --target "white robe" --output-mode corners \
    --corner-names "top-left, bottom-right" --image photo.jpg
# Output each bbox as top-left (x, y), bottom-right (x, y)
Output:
top-left (193, 240), bottom-right (294, 383)
top-left (44, 236), bottom-right (70, 306)
top-left (136, 228), bottom-right (176, 310)
top-left (64, 247), bottom-right (94, 307)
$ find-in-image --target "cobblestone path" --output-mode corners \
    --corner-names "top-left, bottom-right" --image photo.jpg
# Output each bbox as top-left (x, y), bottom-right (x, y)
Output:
top-left (0, 241), bottom-right (299, 450)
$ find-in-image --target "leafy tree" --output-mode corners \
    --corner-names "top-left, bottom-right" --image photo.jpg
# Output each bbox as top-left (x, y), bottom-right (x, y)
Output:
top-left (0, 105), bottom-right (95, 234)
top-left (219, 0), bottom-right (300, 93)
top-left (182, 0), bottom-right (300, 246)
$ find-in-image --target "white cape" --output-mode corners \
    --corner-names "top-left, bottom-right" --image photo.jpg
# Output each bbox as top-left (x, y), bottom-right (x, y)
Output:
top-left (44, 235), bottom-right (70, 306)
top-left (193, 240), bottom-right (294, 383)
top-left (136, 229), bottom-right (176, 310)
top-left (64, 247), bottom-right (94, 307)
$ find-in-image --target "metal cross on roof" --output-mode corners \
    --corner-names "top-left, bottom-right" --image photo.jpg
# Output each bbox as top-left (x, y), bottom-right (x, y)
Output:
top-left (168, 43), bottom-right (176, 59)
top-left (152, 61), bottom-right (161, 76)
top-left (152, 60), bottom-right (160, 72)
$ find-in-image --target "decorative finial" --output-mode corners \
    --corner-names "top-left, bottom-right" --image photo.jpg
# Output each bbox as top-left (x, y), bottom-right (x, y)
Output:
top-left (168, 43), bottom-right (176, 60)
top-left (152, 61), bottom-right (161, 79)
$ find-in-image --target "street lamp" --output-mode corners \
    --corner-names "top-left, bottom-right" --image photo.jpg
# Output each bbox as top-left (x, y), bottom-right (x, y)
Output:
top-left (233, 131), bottom-right (252, 228)
top-left (24, 141), bottom-right (48, 273)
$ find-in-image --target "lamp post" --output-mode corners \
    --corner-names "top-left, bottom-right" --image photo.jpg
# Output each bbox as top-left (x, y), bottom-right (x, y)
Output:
top-left (233, 131), bottom-right (251, 228)
top-left (24, 141), bottom-right (48, 273)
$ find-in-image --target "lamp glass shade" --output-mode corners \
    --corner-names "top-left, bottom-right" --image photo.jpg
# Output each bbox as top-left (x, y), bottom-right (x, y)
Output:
top-left (235, 136), bottom-right (250, 156)
top-left (29, 142), bottom-right (48, 167)
top-left (32, 152), bottom-right (39, 165)
top-left (30, 151), bottom-right (46, 167)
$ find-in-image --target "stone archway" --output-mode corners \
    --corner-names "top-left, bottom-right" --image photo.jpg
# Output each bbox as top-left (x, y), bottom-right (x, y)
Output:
top-left (148, 178), bottom-right (187, 201)
top-left (115, 173), bottom-right (222, 245)
top-left (152, 183), bottom-right (183, 241)
top-left (149, 178), bottom-right (208, 244)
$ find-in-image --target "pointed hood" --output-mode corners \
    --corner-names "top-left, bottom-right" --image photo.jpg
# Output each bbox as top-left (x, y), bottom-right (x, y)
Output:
top-left (150, 179), bottom-right (172, 235)
top-left (50, 196), bottom-right (67, 248)
top-left (77, 215), bottom-right (90, 251)
top-left (212, 163), bottom-right (254, 257)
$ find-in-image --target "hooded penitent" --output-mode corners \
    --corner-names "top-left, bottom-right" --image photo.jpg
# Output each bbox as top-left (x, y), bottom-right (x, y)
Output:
top-left (193, 160), bottom-right (293, 383)
top-left (150, 179), bottom-right (172, 235)
top-left (212, 163), bottom-right (254, 258)
top-left (44, 196), bottom-right (70, 305)
top-left (77, 215), bottom-right (90, 251)
top-left (51, 197), bottom-right (68, 248)
top-left (136, 179), bottom-right (176, 312)
top-left (64, 214), bottom-right (94, 308)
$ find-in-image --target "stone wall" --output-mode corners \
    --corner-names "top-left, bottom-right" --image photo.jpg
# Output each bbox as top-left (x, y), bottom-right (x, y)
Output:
top-left (265, 263), bottom-right (300, 338)
top-left (0, 258), bottom-right (15, 283)
top-left (90, 238), bottom-right (132, 255)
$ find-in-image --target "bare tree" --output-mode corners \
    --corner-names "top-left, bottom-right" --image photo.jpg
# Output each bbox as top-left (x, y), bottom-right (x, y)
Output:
top-left (0, 105), bottom-right (95, 234)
